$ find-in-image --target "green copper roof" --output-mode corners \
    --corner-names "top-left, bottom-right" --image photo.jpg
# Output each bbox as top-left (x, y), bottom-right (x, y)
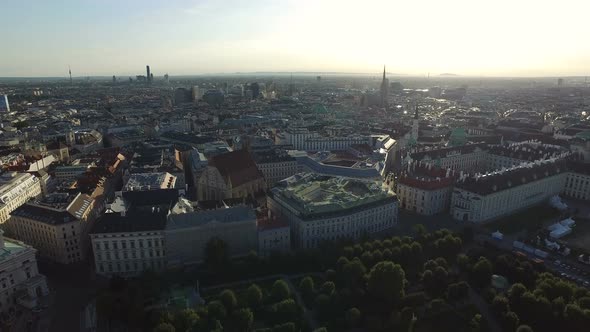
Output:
top-left (313, 105), bottom-right (328, 114)
top-left (575, 130), bottom-right (590, 140)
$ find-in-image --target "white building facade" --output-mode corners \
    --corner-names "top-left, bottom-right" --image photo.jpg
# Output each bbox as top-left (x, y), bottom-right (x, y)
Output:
top-left (268, 174), bottom-right (398, 249)
top-left (0, 172), bottom-right (43, 224)
top-left (0, 230), bottom-right (48, 312)
top-left (90, 230), bottom-right (166, 277)
top-left (451, 160), bottom-right (568, 223)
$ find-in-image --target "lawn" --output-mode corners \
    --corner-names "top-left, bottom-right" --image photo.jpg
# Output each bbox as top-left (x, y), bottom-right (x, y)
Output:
top-left (483, 204), bottom-right (561, 234)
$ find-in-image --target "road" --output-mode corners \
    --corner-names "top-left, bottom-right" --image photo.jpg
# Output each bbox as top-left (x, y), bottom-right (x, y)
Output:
top-left (468, 287), bottom-right (501, 332)
top-left (475, 233), bottom-right (590, 288)
top-left (37, 260), bottom-right (103, 332)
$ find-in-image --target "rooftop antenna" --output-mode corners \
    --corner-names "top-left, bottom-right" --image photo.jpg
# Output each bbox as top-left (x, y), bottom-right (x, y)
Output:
top-left (68, 65), bottom-right (72, 85)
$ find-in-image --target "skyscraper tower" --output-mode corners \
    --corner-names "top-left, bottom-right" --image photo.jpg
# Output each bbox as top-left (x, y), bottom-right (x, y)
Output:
top-left (412, 105), bottom-right (420, 140)
top-left (69, 65), bottom-right (72, 85)
top-left (146, 65), bottom-right (151, 83)
top-left (380, 65), bottom-right (389, 107)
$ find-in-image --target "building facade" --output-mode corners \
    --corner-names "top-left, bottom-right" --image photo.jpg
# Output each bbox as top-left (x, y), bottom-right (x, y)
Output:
top-left (252, 150), bottom-right (298, 188)
top-left (563, 161), bottom-right (590, 200)
top-left (5, 193), bottom-right (99, 264)
top-left (0, 230), bottom-right (48, 313)
top-left (0, 172), bottom-right (43, 224)
top-left (257, 212), bottom-right (290, 257)
top-left (165, 205), bottom-right (258, 267)
top-left (90, 228), bottom-right (166, 277)
top-left (89, 189), bottom-right (178, 277)
top-left (196, 150), bottom-right (266, 201)
top-left (268, 173), bottom-right (398, 249)
top-left (395, 164), bottom-right (455, 216)
top-left (451, 159), bottom-right (568, 223)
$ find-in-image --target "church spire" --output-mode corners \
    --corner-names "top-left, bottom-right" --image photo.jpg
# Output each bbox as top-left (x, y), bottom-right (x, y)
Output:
top-left (380, 65), bottom-right (388, 107)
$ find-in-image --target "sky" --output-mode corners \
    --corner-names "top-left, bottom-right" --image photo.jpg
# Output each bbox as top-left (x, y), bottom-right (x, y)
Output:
top-left (1, 0), bottom-right (589, 77)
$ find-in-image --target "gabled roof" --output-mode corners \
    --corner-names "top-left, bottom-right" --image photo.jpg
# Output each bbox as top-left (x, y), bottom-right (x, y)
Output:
top-left (209, 150), bottom-right (264, 187)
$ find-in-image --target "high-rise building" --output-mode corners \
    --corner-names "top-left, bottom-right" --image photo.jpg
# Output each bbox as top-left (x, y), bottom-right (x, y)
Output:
top-left (0, 95), bottom-right (9, 112)
top-left (146, 65), bottom-right (151, 83)
top-left (380, 65), bottom-right (389, 107)
top-left (251, 83), bottom-right (260, 99)
top-left (112, 75), bottom-right (116, 83)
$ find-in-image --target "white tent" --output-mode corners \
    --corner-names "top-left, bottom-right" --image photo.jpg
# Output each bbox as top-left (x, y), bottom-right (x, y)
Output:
top-left (492, 231), bottom-right (504, 240)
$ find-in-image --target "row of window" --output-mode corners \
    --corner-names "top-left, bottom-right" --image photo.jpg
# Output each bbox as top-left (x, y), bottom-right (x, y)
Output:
top-left (96, 249), bottom-right (163, 261)
top-left (94, 238), bottom-right (162, 250)
top-left (98, 259), bottom-right (164, 273)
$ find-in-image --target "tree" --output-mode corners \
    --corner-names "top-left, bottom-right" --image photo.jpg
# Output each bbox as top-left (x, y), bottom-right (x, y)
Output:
top-left (153, 322), bottom-right (175, 332)
top-left (491, 295), bottom-right (510, 315)
top-left (499, 311), bottom-right (519, 332)
top-left (372, 249), bottom-right (383, 263)
top-left (299, 276), bottom-right (315, 298)
top-left (271, 280), bottom-right (290, 301)
top-left (457, 253), bottom-right (471, 271)
top-left (361, 251), bottom-right (374, 267)
top-left (578, 296), bottom-right (590, 310)
top-left (472, 257), bottom-right (493, 288)
top-left (204, 237), bottom-right (229, 269)
top-left (507, 283), bottom-right (527, 303)
top-left (336, 256), bottom-right (349, 271)
top-left (314, 294), bottom-right (331, 319)
top-left (231, 308), bottom-right (254, 332)
top-left (469, 314), bottom-right (483, 332)
top-left (312, 328), bottom-right (328, 332)
top-left (173, 309), bottom-right (199, 332)
top-left (220, 289), bottom-right (238, 312)
top-left (246, 284), bottom-right (263, 308)
top-left (207, 300), bottom-right (227, 320)
top-left (320, 281), bottom-right (335, 296)
top-left (342, 258), bottom-right (366, 288)
top-left (271, 322), bottom-right (296, 332)
top-left (516, 325), bottom-right (534, 332)
top-left (434, 235), bottom-right (462, 260)
top-left (367, 261), bottom-right (406, 304)
top-left (271, 299), bottom-right (300, 323)
top-left (447, 281), bottom-right (469, 302)
top-left (342, 246), bottom-right (354, 259)
top-left (413, 224), bottom-right (426, 236)
top-left (346, 307), bottom-right (361, 327)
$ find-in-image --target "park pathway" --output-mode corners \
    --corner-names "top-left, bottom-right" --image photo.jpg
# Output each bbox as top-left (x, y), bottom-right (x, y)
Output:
top-left (468, 287), bottom-right (501, 332)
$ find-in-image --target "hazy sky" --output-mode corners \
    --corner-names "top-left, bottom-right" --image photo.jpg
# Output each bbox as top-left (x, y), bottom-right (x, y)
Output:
top-left (2, 0), bottom-right (589, 77)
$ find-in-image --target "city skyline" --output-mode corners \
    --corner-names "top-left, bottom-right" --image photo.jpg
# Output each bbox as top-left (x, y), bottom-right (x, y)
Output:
top-left (2, 0), bottom-right (590, 77)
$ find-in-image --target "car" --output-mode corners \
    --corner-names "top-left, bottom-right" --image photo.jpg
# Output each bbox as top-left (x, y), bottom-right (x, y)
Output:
top-left (554, 260), bottom-right (561, 266)
top-left (565, 265), bottom-right (571, 270)
top-left (584, 281), bottom-right (589, 287)
top-left (31, 308), bottom-right (42, 313)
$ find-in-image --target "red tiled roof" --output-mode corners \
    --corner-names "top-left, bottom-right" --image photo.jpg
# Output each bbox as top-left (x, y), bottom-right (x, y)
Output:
top-left (257, 215), bottom-right (289, 231)
top-left (397, 164), bottom-right (456, 190)
top-left (210, 150), bottom-right (264, 187)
